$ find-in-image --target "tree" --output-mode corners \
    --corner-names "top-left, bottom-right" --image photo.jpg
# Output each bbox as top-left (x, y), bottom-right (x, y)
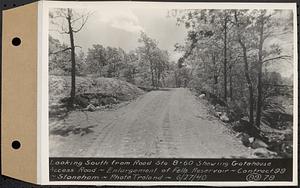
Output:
top-left (86, 44), bottom-right (107, 76)
top-left (175, 10), bottom-right (233, 101)
top-left (105, 47), bottom-right (124, 78)
top-left (253, 10), bottom-right (291, 127)
top-left (49, 35), bottom-right (71, 75)
top-left (222, 11), bottom-right (229, 102)
top-left (233, 10), bottom-right (256, 125)
top-left (50, 8), bottom-right (90, 108)
top-left (49, 35), bottom-right (87, 76)
top-left (138, 32), bottom-right (170, 88)
top-left (138, 32), bottom-right (157, 87)
top-left (172, 8), bottom-right (293, 132)
top-left (122, 51), bottom-right (139, 84)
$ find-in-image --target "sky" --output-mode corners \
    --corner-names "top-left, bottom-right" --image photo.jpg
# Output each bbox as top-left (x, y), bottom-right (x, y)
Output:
top-left (49, 7), bottom-right (187, 62)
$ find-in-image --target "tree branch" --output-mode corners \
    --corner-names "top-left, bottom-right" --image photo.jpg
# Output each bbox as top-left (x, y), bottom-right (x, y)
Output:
top-left (50, 28), bottom-right (69, 35)
top-left (262, 55), bottom-right (291, 64)
top-left (49, 45), bottom-right (82, 55)
top-left (71, 15), bottom-right (85, 23)
top-left (73, 13), bottom-right (91, 33)
top-left (263, 83), bottom-right (293, 87)
top-left (49, 47), bottom-right (71, 55)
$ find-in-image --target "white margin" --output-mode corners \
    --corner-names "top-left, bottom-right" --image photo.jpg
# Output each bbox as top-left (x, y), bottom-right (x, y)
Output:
top-left (37, 0), bottom-right (43, 184)
top-left (39, 0), bottom-right (50, 184)
top-left (292, 3), bottom-right (298, 186)
top-left (39, 1), bottom-right (298, 186)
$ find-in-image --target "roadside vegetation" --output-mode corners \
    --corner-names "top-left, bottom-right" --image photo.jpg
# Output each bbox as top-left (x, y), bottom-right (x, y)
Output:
top-left (174, 9), bottom-right (293, 158)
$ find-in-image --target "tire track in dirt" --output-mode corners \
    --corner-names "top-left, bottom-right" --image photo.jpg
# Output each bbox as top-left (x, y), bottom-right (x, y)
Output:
top-left (158, 111), bottom-right (179, 157)
top-left (87, 91), bottom-right (163, 157)
top-left (50, 88), bottom-right (253, 158)
top-left (121, 90), bottom-right (172, 157)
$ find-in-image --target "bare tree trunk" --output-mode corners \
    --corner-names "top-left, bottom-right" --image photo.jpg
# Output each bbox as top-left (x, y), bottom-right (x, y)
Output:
top-left (228, 50), bottom-right (233, 100)
top-left (255, 16), bottom-right (265, 128)
top-left (235, 11), bottom-right (254, 125)
top-left (67, 9), bottom-right (76, 109)
top-left (132, 68), bottom-right (136, 84)
top-left (162, 74), bottom-right (166, 87)
top-left (52, 9), bottom-right (89, 108)
top-left (223, 16), bottom-right (228, 102)
top-left (229, 65), bottom-right (233, 100)
top-left (154, 66), bottom-right (159, 89)
top-left (150, 62), bottom-right (155, 87)
top-left (212, 53), bottom-right (218, 95)
top-left (157, 68), bottom-right (161, 88)
top-left (240, 43), bottom-right (254, 125)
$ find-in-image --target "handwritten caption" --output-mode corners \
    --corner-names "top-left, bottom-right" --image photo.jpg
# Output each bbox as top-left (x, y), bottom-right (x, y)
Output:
top-left (49, 158), bottom-right (292, 181)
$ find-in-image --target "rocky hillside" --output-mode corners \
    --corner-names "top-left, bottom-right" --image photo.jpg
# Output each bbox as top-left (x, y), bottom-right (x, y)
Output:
top-left (49, 75), bottom-right (144, 117)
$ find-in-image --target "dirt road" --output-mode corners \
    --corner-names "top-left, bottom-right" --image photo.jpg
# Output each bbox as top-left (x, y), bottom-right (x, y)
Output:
top-left (50, 88), bottom-right (252, 158)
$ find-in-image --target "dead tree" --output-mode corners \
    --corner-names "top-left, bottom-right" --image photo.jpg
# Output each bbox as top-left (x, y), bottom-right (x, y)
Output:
top-left (50, 8), bottom-right (90, 108)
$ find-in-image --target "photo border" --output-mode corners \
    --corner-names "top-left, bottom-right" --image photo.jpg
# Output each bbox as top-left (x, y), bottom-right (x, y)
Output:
top-left (40, 1), bottom-right (298, 186)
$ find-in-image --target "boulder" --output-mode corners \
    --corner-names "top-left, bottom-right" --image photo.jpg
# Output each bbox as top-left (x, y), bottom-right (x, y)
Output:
top-left (280, 143), bottom-right (293, 158)
top-left (96, 106), bottom-right (105, 110)
top-left (239, 133), bottom-right (251, 147)
top-left (86, 104), bottom-right (96, 112)
top-left (199, 94), bottom-right (205, 98)
top-left (216, 112), bottom-right (222, 117)
top-left (220, 113), bottom-right (230, 122)
top-left (253, 148), bottom-right (277, 158)
top-left (251, 138), bottom-right (268, 149)
top-left (90, 98), bottom-right (99, 106)
top-left (240, 116), bottom-right (250, 124)
top-left (248, 137), bottom-right (255, 144)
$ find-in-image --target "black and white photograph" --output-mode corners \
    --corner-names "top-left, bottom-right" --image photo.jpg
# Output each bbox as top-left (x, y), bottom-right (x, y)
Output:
top-left (48, 3), bottom-right (295, 159)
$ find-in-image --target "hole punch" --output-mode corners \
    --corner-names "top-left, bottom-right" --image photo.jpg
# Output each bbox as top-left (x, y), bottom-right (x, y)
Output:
top-left (12, 37), bottom-right (21, 46)
top-left (11, 140), bottom-right (21, 150)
